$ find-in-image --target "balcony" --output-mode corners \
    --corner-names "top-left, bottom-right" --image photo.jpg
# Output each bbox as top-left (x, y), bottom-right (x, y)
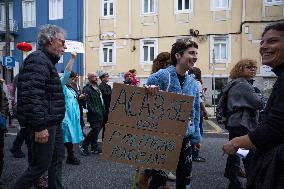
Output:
top-left (0, 19), bottom-right (19, 35)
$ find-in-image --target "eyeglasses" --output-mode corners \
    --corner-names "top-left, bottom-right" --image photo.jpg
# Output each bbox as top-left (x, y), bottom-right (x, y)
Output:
top-left (56, 38), bottom-right (65, 46)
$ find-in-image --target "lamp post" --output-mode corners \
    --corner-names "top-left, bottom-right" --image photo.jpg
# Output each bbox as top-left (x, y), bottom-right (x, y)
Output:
top-left (212, 49), bottom-right (216, 116)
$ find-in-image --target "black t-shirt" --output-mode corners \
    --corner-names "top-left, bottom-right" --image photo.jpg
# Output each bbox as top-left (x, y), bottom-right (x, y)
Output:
top-left (177, 73), bottom-right (185, 88)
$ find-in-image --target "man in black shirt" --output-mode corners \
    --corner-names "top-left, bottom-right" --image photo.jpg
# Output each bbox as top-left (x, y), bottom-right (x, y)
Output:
top-left (223, 23), bottom-right (284, 189)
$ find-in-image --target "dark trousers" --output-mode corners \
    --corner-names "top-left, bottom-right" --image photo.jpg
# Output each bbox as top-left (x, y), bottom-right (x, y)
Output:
top-left (0, 129), bottom-right (4, 178)
top-left (224, 126), bottom-right (249, 182)
top-left (101, 116), bottom-right (108, 140)
top-left (12, 126), bottom-right (65, 189)
top-left (64, 142), bottom-right (74, 158)
top-left (12, 128), bottom-right (32, 164)
top-left (176, 136), bottom-right (192, 189)
top-left (82, 121), bottom-right (102, 150)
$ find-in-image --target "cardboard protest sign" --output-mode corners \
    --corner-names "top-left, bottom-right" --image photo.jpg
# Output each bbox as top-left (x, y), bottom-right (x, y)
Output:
top-left (108, 83), bottom-right (194, 135)
top-left (102, 123), bottom-right (183, 171)
top-left (102, 83), bottom-right (194, 171)
top-left (65, 40), bottom-right (84, 53)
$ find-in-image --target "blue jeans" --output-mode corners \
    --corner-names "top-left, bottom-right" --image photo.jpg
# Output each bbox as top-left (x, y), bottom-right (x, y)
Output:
top-left (12, 126), bottom-right (65, 189)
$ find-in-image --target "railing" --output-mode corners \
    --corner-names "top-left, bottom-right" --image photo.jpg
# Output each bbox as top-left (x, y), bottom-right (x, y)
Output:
top-left (0, 19), bottom-right (19, 33)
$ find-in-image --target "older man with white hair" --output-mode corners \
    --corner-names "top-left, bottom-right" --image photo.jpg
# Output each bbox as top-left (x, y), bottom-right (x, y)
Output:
top-left (13, 24), bottom-right (67, 189)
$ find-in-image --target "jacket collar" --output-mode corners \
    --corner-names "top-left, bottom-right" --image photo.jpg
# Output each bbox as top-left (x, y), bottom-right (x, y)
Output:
top-left (272, 62), bottom-right (284, 77)
top-left (166, 65), bottom-right (194, 92)
top-left (38, 47), bottom-right (61, 65)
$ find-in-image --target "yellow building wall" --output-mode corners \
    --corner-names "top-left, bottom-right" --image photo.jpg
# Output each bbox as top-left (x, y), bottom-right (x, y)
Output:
top-left (84, 0), bottom-right (284, 79)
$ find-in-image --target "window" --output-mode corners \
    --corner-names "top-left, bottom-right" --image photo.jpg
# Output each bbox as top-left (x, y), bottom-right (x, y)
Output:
top-left (49, 0), bottom-right (63, 20)
top-left (210, 36), bottom-right (231, 63)
top-left (175, 0), bottom-right (192, 13)
top-left (0, 3), bottom-right (13, 21)
top-left (0, 3), bottom-right (13, 30)
top-left (140, 39), bottom-right (157, 63)
top-left (211, 0), bottom-right (230, 10)
top-left (100, 41), bottom-right (115, 65)
top-left (142, 0), bottom-right (156, 14)
top-left (22, 0), bottom-right (36, 28)
top-left (101, 0), bottom-right (114, 17)
top-left (265, 0), bottom-right (283, 5)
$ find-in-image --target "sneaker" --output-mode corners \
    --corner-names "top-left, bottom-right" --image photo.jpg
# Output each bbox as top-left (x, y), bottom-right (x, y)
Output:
top-left (93, 149), bottom-right (103, 154)
top-left (66, 156), bottom-right (80, 165)
top-left (10, 148), bottom-right (25, 158)
top-left (167, 172), bottom-right (176, 181)
top-left (91, 148), bottom-right (102, 154)
top-left (79, 145), bottom-right (89, 156)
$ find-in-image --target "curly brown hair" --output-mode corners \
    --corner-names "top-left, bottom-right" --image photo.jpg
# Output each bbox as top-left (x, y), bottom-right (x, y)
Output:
top-left (170, 39), bottom-right (198, 66)
top-left (229, 59), bottom-right (257, 79)
top-left (151, 52), bottom-right (171, 73)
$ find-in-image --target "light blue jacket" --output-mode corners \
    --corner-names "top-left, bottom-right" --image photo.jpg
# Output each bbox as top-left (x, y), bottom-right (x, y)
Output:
top-left (61, 69), bottom-right (83, 144)
top-left (147, 65), bottom-right (201, 144)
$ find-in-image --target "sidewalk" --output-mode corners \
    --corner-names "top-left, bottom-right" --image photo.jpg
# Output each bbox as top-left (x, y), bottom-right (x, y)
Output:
top-left (203, 106), bottom-right (228, 137)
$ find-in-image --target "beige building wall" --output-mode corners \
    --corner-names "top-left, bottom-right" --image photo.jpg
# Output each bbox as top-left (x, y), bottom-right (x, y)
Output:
top-left (84, 0), bottom-right (284, 104)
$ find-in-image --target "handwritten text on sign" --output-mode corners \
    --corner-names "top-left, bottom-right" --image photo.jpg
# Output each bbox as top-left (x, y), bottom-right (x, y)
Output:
top-left (108, 83), bottom-right (194, 135)
top-left (65, 40), bottom-right (84, 53)
top-left (102, 83), bottom-right (194, 171)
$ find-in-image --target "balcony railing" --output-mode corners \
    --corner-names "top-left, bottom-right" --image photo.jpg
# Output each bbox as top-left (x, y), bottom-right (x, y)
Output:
top-left (0, 19), bottom-right (19, 33)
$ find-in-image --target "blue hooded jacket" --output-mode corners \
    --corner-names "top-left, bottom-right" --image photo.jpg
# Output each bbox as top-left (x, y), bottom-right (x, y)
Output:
top-left (147, 65), bottom-right (201, 144)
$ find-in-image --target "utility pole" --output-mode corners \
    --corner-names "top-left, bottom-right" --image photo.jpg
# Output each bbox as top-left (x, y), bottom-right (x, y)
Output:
top-left (212, 49), bottom-right (216, 116)
top-left (4, 0), bottom-right (12, 83)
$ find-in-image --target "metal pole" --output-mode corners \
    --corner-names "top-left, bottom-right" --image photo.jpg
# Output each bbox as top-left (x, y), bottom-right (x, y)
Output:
top-left (4, 0), bottom-right (11, 82)
top-left (212, 49), bottom-right (216, 116)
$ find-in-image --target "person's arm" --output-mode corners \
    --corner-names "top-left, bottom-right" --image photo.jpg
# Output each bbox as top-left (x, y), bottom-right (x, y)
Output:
top-left (190, 84), bottom-right (201, 144)
top-left (60, 52), bottom-right (77, 86)
top-left (83, 87), bottom-right (97, 115)
top-left (65, 52), bottom-right (77, 71)
top-left (145, 71), bottom-right (163, 95)
top-left (223, 134), bottom-right (256, 155)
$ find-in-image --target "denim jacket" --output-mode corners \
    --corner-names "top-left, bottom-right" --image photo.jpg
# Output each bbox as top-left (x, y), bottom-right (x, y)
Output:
top-left (147, 65), bottom-right (201, 144)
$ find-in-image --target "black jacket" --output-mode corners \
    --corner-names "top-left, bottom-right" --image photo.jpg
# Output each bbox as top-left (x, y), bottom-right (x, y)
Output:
top-left (16, 48), bottom-right (65, 131)
top-left (247, 63), bottom-right (284, 189)
top-left (98, 81), bottom-right (112, 115)
top-left (248, 63), bottom-right (284, 151)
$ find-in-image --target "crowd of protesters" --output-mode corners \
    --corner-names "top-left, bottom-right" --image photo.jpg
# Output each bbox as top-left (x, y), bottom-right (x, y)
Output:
top-left (0, 22), bottom-right (283, 189)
